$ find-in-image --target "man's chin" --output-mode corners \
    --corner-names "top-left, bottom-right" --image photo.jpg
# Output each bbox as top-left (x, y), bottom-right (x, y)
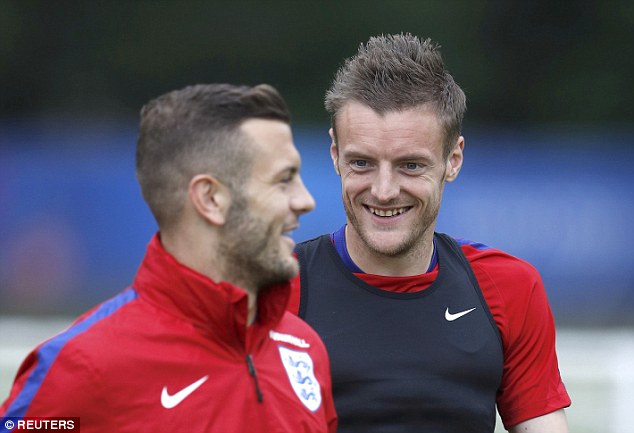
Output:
top-left (363, 235), bottom-right (414, 258)
top-left (257, 260), bottom-right (298, 288)
top-left (281, 259), bottom-right (299, 280)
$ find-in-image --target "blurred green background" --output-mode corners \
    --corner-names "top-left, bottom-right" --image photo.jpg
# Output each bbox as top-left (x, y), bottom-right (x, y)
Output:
top-left (1, 0), bottom-right (632, 126)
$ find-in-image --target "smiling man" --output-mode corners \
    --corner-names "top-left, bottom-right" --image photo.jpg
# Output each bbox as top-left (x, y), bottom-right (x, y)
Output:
top-left (1, 84), bottom-right (337, 433)
top-left (288, 34), bottom-right (571, 433)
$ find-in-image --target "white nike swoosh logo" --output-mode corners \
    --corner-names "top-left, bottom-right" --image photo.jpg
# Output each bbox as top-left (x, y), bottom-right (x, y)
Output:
top-left (445, 307), bottom-right (476, 322)
top-left (161, 375), bottom-right (208, 409)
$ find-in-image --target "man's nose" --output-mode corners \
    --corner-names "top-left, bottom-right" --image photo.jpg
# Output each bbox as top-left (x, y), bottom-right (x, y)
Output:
top-left (371, 165), bottom-right (399, 202)
top-left (292, 176), bottom-right (316, 215)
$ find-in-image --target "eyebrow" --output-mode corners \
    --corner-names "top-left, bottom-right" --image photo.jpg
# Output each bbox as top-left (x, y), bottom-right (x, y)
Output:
top-left (275, 164), bottom-right (299, 178)
top-left (341, 149), bottom-right (433, 163)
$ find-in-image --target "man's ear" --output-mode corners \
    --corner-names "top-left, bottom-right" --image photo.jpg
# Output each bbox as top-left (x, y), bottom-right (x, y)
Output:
top-left (445, 136), bottom-right (464, 183)
top-left (329, 128), bottom-right (340, 176)
top-left (188, 174), bottom-right (231, 225)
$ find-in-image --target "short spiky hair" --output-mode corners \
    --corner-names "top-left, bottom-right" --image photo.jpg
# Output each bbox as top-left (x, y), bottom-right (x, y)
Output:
top-left (325, 33), bottom-right (466, 157)
top-left (136, 83), bottom-right (291, 229)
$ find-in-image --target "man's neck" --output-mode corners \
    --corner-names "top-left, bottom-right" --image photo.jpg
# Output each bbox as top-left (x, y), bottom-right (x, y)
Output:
top-left (246, 293), bottom-right (257, 325)
top-left (160, 229), bottom-right (259, 326)
top-left (344, 225), bottom-right (435, 276)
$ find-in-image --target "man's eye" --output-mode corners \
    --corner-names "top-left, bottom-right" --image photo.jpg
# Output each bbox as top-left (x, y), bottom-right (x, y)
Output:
top-left (402, 162), bottom-right (426, 172)
top-left (351, 160), bottom-right (368, 168)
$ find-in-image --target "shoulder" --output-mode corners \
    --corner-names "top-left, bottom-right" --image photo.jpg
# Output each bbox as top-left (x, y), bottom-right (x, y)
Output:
top-left (0, 296), bottom-right (133, 417)
top-left (448, 236), bottom-right (549, 345)
top-left (46, 291), bottom-right (141, 367)
top-left (62, 288), bottom-right (141, 353)
top-left (33, 288), bottom-right (144, 379)
top-left (451, 239), bottom-right (572, 424)
top-left (452, 237), bottom-right (542, 290)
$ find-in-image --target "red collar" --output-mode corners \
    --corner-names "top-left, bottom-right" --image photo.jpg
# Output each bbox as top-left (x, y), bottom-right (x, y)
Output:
top-left (132, 234), bottom-right (291, 348)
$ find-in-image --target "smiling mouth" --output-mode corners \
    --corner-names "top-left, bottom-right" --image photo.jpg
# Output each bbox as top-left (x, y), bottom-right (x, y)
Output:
top-left (366, 206), bottom-right (411, 217)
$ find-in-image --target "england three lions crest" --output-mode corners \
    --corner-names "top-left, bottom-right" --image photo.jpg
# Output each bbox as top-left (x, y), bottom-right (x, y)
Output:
top-left (278, 346), bottom-right (322, 412)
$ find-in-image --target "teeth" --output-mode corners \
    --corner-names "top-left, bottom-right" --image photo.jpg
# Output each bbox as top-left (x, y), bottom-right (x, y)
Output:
top-left (369, 207), bottom-right (407, 217)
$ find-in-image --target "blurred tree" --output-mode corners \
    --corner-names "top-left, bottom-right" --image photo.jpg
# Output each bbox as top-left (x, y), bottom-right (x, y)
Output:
top-left (0, 0), bottom-right (632, 126)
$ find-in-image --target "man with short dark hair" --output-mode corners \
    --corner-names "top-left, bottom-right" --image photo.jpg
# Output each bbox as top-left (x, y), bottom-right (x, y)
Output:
top-left (289, 34), bottom-right (570, 433)
top-left (2, 83), bottom-right (338, 433)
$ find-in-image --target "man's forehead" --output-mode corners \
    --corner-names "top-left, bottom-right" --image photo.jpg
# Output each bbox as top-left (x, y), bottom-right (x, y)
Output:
top-left (332, 102), bottom-right (446, 160)
top-left (335, 102), bottom-right (442, 135)
top-left (337, 103), bottom-right (442, 137)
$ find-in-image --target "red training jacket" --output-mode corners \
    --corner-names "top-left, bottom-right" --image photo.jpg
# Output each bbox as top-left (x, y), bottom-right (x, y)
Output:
top-left (1, 234), bottom-right (338, 433)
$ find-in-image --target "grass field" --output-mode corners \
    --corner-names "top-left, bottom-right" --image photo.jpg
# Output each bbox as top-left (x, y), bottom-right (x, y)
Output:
top-left (1, 317), bottom-right (627, 432)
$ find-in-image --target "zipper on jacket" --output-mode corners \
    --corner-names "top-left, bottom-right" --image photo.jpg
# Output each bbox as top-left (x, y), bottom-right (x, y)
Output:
top-left (246, 354), bottom-right (264, 403)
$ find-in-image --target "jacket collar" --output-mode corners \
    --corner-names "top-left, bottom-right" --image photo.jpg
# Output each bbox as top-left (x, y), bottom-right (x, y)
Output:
top-left (132, 234), bottom-right (290, 348)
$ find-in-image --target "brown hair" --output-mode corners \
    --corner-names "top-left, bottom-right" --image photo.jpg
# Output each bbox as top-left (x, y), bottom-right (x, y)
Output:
top-left (136, 83), bottom-right (291, 228)
top-left (325, 33), bottom-right (466, 157)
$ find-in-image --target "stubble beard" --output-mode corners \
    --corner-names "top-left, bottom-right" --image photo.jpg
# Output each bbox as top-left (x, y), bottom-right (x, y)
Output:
top-left (344, 195), bottom-right (441, 259)
top-left (219, 193), bottom-right (297, 292)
